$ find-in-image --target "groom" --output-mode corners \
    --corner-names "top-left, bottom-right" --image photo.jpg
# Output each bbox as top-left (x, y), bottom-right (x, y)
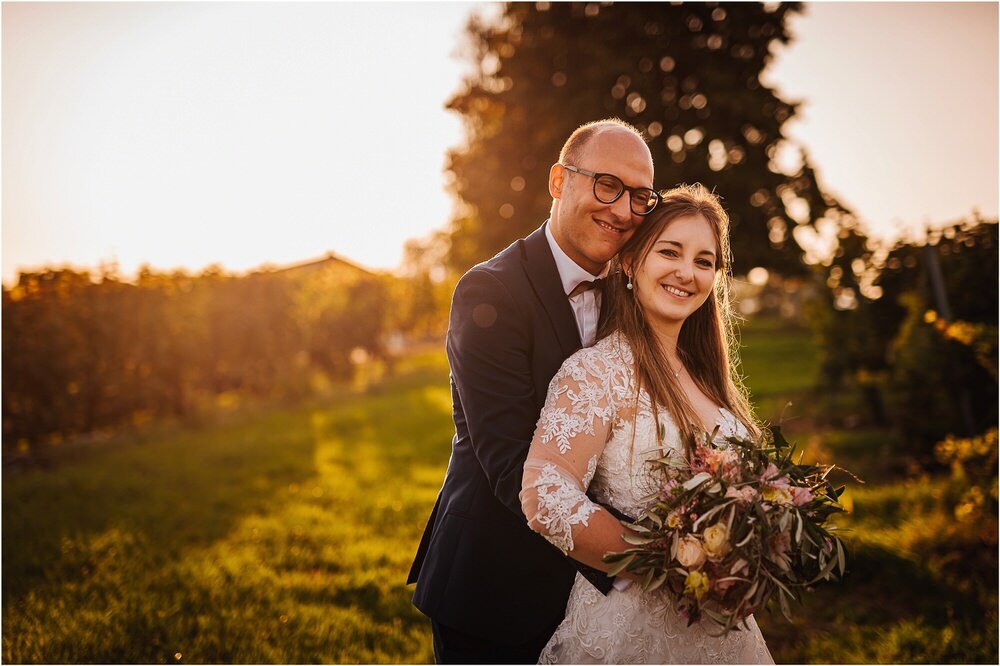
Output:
top-left (407, 119), bottom-right (656, 663)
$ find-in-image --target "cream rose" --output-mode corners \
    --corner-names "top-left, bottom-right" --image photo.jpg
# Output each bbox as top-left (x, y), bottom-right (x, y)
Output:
top-left (676, 535), bottom-right (707, 569)
top-left (702, 523), bottom-right (731, 559)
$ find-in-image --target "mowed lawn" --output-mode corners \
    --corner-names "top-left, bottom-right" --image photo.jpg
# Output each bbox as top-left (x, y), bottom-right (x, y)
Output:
top-left (3, 318), bottom-right (996, 663)
top-left (3, 357), bottom-right (454, 663)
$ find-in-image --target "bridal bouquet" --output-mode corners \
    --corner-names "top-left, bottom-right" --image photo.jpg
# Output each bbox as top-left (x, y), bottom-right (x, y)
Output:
top-left (602, 425), bottom-right (851, 635)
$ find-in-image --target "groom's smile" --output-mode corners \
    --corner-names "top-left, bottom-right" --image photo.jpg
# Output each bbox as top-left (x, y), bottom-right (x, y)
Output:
top-left (594, 216), bottom-right (629, 236)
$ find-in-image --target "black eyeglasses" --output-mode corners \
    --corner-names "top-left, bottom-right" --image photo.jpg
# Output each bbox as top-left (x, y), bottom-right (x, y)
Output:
top-left (560, 164), bottom-right (661, 216)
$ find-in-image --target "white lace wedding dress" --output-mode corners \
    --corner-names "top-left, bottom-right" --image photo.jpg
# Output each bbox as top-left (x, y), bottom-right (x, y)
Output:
top-left (520, 333), bottom-right (775, 664)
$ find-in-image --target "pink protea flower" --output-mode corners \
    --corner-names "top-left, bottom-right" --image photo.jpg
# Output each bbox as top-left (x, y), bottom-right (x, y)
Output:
top-left (690, 459), bottom-right (712, 475)
top-left (690, 443), bottom-right (718, 475)
top-left (760, 462), bottom-right (791, 490)
top-left (725, 485), bottom-right (758, 503)
top-left (698, 447), bottom-right (739, 481)
top-left (790, 486), bottom-right (815, 506)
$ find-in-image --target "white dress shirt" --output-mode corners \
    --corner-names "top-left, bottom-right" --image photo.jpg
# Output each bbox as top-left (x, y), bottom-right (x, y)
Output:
top-left (544, 222), bottom-right (609, 348)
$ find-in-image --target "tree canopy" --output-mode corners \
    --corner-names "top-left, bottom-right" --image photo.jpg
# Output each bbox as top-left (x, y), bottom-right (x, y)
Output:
top-left (445, 1), bottom-right (850, 275)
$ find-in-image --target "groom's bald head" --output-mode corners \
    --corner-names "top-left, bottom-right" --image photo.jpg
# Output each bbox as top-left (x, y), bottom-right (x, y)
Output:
top-left (558, 118), bottom-right (649, 169)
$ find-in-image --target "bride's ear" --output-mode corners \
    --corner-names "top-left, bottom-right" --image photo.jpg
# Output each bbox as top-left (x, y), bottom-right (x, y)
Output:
top-left (619, 255), bottom-right (634, 282)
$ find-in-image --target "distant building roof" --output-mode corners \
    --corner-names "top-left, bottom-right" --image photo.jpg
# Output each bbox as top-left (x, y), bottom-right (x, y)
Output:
top-left (261, 252), bottom-right (376, 278)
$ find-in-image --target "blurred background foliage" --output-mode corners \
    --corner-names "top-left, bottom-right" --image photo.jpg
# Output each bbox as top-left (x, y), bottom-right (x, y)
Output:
top-left (2, 257), bottom-right (452, 457)
top-left (805, 218), bottom-right (998, 461)
top-left (3, 1), bottom-right (997, 663)
top-left (445, 1), bottom-right (851, 276)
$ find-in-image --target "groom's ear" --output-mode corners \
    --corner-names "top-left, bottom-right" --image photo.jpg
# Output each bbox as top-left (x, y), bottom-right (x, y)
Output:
top-left (548, 163), bottom-right (565, 200)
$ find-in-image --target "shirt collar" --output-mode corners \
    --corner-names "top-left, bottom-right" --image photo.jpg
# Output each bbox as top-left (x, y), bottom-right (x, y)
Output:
top-left (544, 220), bottom-right (609, 296)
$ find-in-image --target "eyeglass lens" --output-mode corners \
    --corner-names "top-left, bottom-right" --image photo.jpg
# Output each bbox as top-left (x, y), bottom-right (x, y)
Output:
top-left (593, 175), bottom-right (657, 214)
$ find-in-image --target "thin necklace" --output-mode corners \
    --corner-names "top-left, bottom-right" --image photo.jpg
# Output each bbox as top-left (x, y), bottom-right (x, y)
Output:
top-left (666, 348), bottom-right (683, 378)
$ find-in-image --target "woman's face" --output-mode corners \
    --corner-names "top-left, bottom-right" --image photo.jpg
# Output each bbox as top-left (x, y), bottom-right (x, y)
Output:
top-left (630, 213), bottom-right (718, 330)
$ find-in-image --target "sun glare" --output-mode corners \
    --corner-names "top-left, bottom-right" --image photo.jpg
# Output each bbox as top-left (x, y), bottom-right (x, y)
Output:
top-left (2, 2), bottom-right (483, 285)
top-left (2, 2), bottom-right (996, 285)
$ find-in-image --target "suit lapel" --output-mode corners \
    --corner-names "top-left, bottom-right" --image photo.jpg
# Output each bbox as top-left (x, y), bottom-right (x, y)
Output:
top-left (521, 223), bottom-right (582, 357)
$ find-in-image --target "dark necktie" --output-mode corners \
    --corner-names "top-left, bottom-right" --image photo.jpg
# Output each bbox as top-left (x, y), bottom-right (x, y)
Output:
top-left (568, 277), bottom-right (604, 299)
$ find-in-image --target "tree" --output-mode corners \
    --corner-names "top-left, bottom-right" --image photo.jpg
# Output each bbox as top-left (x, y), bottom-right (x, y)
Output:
top-left (445, 1), bottom-right (849, 275)
top-left (806, 216), bottom-right (998, 458)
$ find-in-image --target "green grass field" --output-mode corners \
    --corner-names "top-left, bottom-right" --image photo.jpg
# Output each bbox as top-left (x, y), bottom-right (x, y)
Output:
top-left (4, 318), bottom-right (997, 663)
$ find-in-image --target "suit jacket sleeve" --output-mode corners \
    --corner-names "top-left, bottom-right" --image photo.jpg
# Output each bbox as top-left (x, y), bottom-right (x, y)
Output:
top-left (446, 267), bottom-right (539, 519)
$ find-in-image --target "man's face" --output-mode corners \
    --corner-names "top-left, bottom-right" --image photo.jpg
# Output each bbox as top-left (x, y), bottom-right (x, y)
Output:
top-left (549, 129), bottom-right (654, 275)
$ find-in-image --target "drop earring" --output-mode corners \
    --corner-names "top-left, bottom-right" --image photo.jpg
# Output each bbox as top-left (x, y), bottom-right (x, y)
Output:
top-left (626, 274), bottom-right (633, 290)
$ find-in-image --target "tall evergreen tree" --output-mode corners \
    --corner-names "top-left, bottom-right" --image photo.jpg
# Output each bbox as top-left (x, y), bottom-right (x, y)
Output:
top-left (446, 1), bottom-right (849, 275)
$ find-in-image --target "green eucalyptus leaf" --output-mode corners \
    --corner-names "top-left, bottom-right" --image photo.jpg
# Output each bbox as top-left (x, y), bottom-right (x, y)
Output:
top-left (647, 571), bottom-right (668, 592)
top-left (683, 472), bottom-right (713, 490)
top-left (606, 553), bottom-right (637, 577)
top-left (807, 550), bottom-right (840, 584)
top-left (622, 532), bottom-right (657, 546)
top-left (778, 590), bottom-right (792, 622)
top-left (641, 568), bottom-right (656, 591)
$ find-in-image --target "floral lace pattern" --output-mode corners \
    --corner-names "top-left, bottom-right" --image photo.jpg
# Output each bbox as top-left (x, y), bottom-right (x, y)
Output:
top-left (528, 463), bottom-right (600, 554)
top-left (539, 574), bottom-right (773, 664)
top-left (527, 334), bottom-right (773, 664)
top-left (536, 347), bottom-right (629, 454)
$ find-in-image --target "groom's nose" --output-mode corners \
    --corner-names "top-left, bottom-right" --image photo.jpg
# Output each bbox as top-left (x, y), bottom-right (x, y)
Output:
top-left (607, 191), bottom-right (632, 224)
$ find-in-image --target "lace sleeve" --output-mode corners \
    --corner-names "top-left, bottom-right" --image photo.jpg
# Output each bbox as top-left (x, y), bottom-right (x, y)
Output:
top-left (520, 347), bottom-right (625, 554)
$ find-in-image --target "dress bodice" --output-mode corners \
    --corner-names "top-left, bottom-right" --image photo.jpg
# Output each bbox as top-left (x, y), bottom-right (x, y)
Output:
top-left (531, 332), bottom-right (750, 523)
top-left (524, 333), bottom-right (772, 665)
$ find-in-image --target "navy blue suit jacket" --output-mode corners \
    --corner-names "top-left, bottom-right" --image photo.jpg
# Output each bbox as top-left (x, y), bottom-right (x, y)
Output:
top-left (407, 223), bottom-right (616, 643)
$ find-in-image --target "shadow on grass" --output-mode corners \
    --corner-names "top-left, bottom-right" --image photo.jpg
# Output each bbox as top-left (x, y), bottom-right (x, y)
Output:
top-left (762, 541), bottom-right (998, 664)
top-left (2, 407), bottom-right (321, 606)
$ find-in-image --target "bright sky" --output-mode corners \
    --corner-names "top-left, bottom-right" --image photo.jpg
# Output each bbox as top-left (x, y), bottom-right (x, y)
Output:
top-left (3, 2), bottom-right (998, 285)
top-left (766, 2), bottom-right (998, 243)
top-left (2, 1), bottom-right (480, 284)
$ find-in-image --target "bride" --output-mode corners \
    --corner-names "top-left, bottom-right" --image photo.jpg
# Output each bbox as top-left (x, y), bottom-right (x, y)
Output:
top-left (520, 184), bottom-right (775, 664)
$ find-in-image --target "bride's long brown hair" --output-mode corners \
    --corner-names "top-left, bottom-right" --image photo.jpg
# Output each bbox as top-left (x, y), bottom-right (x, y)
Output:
top-left (597, 183), bottom-right (760, 456)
